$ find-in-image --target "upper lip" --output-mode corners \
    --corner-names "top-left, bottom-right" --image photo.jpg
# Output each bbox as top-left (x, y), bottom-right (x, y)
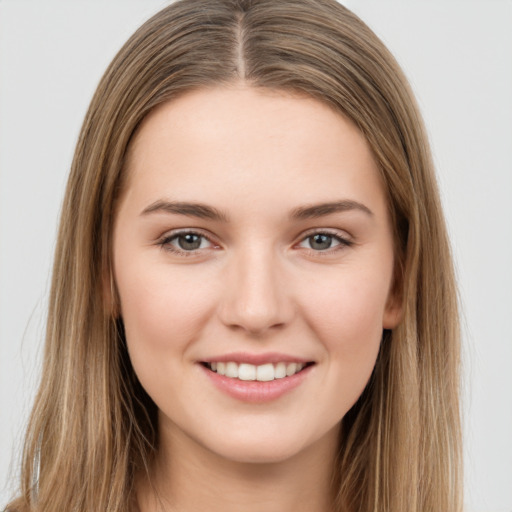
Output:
top-left (200, 352), bottom-right (314, 366)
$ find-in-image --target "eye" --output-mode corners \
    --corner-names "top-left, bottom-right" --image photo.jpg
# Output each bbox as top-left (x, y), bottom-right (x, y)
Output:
top-left (159, 231), bottom-right (216, 254)
top-left (298, 231), bottom-right (352, 252)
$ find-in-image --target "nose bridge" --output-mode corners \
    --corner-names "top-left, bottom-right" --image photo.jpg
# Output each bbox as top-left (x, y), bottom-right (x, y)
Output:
top-left (219, 241), bottom-right (292, 334)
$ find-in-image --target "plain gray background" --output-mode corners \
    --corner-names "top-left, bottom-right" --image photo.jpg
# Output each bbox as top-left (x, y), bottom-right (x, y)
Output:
top-left (1, 1), bottom-right (511, 510)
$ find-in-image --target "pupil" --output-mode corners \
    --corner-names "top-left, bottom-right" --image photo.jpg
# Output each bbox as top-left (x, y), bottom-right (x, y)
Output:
top-left (311, 234), bottom-right (332, 250)
top-left (178, 233), bottom-right (201, 250)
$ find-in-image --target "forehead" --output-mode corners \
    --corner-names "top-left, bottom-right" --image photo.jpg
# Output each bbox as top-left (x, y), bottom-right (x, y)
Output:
top-left (122, 85), bottom-right (387, 216)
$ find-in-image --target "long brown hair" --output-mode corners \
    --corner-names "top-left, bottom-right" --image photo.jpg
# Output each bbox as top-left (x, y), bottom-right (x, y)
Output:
top-left (7, 1), bottom-right (462, 511)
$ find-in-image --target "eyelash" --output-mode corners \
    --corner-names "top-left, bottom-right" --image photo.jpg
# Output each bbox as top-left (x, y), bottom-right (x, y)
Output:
top-left (158, 230), bottom-right (216, 257)
top-left (157, 229), bottom-right (353, 257)
top-left (298, 229), bottom-right (353, 256)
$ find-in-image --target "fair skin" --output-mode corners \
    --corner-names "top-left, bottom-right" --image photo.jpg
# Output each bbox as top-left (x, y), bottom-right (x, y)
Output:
top-left (112, 85), bottom-right (401, 512)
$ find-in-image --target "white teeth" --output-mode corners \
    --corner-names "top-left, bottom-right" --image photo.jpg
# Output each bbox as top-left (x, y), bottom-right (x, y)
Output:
top-left (256, 363), bottom-right (274, 381)
top-left (274, 362), bottom-right (286, 379)
top-left (286, 363), bottom-right (297, 376)
top-left (208, 361), bottom-right (307, 381)
top-left (225, 362), bottom-right (238, 378)
top-left (238, 363), bottom-right (256, 381)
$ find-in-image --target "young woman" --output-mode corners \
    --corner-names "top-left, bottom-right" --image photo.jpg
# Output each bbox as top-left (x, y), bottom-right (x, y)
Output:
top-left (6, 1), bottom-right (462, 511)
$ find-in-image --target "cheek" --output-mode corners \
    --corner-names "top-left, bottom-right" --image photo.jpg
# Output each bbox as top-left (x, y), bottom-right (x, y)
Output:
top-left (115, 264), bottom-right (222, 419)
top-left (288, 269), bottom-right (389, 436)
top-left (306, 272), bottom-right (388, 340)
top-left (300, 268), bottom-right (389, 385)
top-left (115, 260), bottom-right (216, 371)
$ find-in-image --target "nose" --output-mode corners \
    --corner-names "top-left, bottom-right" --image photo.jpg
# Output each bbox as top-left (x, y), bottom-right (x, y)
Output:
top-left (217, 245), bottom-right (294, 335)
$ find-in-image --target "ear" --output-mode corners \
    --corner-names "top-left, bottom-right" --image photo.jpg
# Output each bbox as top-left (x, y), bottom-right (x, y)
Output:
top-left (382, 266), bottom-right (403, 329)
top-left (102, 268), bottom-right (120, 318)
top-left (383, 292), bottom-right (403, 329)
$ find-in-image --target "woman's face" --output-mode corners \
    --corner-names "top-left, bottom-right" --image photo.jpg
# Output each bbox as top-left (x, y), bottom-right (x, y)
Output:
top-left (113, 86), bottom-right (401, 465)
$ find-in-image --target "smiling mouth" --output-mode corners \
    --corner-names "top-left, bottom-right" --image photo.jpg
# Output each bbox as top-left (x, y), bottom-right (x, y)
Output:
top-left (202, 361), bottom-right (314, 382)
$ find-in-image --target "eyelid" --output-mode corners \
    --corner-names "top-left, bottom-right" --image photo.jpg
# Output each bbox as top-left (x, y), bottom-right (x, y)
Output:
top-left (295, 228), bottom-right (354, 253)
top-left (299, 227), bottom-right (353, 241)
top-left (157, 228), bottom-right (220, 256)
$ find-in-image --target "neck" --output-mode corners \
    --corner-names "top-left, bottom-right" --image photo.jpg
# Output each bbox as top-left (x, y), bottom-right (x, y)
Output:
top-left (136, 422), bottom-right (339, 512)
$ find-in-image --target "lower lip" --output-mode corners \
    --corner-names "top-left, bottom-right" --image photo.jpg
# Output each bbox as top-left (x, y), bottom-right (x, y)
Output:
top-left (200, 364), bottom-right (314, 403)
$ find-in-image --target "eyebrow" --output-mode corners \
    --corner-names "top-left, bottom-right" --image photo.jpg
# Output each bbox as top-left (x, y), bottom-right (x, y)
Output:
top-left (140, 199), bottom-right (373, 222)
top-left (141, 200), bottom-right (229, 222)
top-left (290, 200), bottom-right (373, 220)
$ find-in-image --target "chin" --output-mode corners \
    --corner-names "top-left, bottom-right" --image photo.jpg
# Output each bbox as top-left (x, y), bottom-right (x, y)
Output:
top-left (210, 440), bottom-right (308, 465)
top-left (194, 422), bottom-right (339, 466)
